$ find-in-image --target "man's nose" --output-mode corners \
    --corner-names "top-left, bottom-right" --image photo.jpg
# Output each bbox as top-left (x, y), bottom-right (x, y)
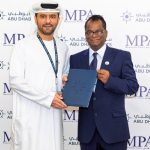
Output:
top-left (46, 17), bottom-right (52, 23)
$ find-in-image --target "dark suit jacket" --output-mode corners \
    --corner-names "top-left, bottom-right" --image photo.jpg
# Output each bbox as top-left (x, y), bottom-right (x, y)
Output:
top-left (70, 46), bottom-right (139, 144)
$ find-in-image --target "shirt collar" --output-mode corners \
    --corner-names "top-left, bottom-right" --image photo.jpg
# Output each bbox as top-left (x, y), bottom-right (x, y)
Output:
top-left (89, 44), bottom-right (106, 58)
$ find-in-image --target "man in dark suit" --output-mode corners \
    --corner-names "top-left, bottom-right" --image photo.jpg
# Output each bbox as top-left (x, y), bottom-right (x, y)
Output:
top-left (69, 15), bottom-right (139, 150)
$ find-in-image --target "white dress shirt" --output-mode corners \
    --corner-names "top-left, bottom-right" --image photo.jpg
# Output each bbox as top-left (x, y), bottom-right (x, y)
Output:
top-left (89, 44), bottom-right (106, 69)
top-left (89, 44), bottom-right (106, 91)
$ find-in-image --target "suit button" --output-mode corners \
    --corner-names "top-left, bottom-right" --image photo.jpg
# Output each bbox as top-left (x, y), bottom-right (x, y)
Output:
top-left (94, 113), bottom-right (97, 117)
top-left (93, 97), bottom-right (96, 101)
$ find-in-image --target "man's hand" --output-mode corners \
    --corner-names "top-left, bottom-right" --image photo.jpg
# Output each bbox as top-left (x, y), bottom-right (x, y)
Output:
top-left (62, 75), bottom-right (68, 87)
top-left (97, 69), bottom-right (110, 84)
top-left (51, 92), bottom-right (67, 109)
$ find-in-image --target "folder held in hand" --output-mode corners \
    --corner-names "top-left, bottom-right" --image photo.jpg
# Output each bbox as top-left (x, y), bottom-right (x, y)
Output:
top-left (62, 69), bottom-right (97, 107)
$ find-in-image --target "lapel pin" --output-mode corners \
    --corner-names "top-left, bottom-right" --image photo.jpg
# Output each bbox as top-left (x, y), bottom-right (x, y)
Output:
top-left (105, 61), bottom-right (110, 65)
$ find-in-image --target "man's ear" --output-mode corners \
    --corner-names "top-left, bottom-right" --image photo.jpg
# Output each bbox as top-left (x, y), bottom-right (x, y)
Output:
top-left (105, 30), bottom-right (108, 39)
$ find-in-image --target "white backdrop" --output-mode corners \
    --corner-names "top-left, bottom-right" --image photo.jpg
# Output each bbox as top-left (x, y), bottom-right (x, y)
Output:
top-left (0, 0), bottom-right (150, 150)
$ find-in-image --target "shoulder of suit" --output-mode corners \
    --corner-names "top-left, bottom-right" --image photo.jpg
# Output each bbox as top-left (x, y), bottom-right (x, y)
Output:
top-left (108, 46), bottom-right (130, 55)
top-left (71, 49), bottom-right (88, 57)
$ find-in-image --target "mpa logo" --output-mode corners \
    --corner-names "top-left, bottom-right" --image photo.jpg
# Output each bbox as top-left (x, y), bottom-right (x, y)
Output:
top-left (135, 85), bottom-right (150, 99)
top-left (120, 11), bottom-right (134, 24)
top-left (0, 109), bottom-right (13, 120)
top-left (3, 83), bottom-right (12, 95)
top-left (126, 114), bottom-right (132, 123)
top-left (68, 137), bottom-right (79, 146)
top-left (58, 35), bottom-right (112, 48)
top-left (3, 131), bottom-right (11, 144)
top-left (0, 61), bottom-right (6, 69)
top-left (65, 9), bottom-right (93, 22)
top-left (3, 33), bottom-right (25, 46)
top-left (126, 113), bottom-right (150, 124)
top-left (126, 35), bottom-right (150, 48)
top-left (0, 10), bottom-right (31, 21)
top-left (134, 64), bottom-right (150, 74)
top-left (0, 110), bottom-right (5, 118)
top-left (63, 110), bottom-right (78, 122)
top-left (128, 136), bottom-right (150, 149)
top-left (0, 61), bottom-right (9, 70)
top-left (59, 34), bottom-right (88, 47)
top-left (0, 11), bottom-right (6, 20)
top-left (121, 11), bottom-right (150, 24)
top-left (126, 85), bottom-right (150, 99)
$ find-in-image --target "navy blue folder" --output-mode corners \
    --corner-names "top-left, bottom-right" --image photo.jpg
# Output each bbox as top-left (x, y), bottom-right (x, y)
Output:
top-left (62, 69), bottom-right (97, 107)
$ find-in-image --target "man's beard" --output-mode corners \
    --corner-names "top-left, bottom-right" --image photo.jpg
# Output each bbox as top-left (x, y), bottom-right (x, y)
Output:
top-left (38, 24), bottom-right (57, 35)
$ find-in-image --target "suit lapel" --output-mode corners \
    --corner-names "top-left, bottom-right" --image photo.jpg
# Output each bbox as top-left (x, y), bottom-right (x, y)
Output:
top-left (101, 46), bottom-right (115, 71)
top-left (80, 49), bottom-right (90, 69)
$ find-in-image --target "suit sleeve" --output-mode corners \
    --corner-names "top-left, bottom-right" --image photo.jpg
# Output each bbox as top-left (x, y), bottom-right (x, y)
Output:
top-left (104, 52), bottom-right (139, 95)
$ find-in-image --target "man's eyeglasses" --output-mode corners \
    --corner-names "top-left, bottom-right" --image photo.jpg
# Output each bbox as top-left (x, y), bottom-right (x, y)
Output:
top-left (85, 30), bottom-right (105, 37)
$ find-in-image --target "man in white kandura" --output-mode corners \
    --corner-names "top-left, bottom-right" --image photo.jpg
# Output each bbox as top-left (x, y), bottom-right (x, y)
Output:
top-left (9, 1), bottom-right (69, 150)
